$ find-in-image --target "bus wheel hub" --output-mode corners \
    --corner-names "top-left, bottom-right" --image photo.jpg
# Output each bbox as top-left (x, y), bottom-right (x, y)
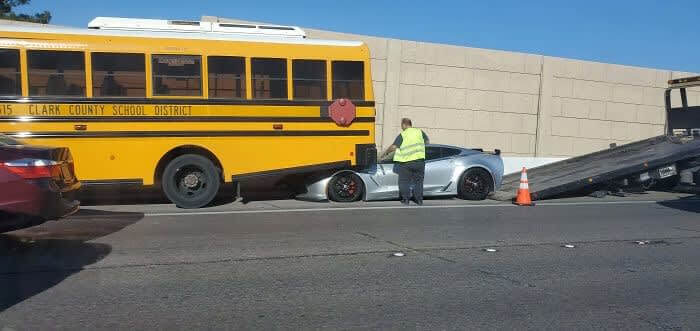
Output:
top-left (183, 173), bottom-right (199, 188)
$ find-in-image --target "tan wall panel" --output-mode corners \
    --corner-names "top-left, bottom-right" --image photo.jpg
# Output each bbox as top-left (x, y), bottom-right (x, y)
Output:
top-left (209, 16), bottom-right (697, 157)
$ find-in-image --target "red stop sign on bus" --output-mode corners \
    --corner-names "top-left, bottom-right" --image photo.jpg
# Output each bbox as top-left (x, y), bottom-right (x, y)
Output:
top-left (328, 98), bottom-right (356, 126)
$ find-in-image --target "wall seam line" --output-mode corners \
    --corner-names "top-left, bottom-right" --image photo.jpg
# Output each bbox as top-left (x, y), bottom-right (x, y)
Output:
top-left (534, 56), bottom-right (545, 156)
top-left (380, 38), bottom-right (390, 148)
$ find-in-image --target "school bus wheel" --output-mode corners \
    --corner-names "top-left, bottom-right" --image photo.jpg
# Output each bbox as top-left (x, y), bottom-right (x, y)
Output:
top-left (161, 154), bottom-right (221, 209)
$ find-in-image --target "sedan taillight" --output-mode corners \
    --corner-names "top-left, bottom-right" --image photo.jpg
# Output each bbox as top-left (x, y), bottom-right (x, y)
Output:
top-left (2, 158), bottom-right (63, 179)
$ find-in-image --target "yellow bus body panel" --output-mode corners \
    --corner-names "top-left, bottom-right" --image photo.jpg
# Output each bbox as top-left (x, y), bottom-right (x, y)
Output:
top-left (0, 27), bottom-right (375, 186)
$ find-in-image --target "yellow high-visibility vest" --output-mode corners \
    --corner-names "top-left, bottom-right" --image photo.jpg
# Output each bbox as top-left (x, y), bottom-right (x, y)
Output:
top-left (393, 127), bottom-right (426, 162)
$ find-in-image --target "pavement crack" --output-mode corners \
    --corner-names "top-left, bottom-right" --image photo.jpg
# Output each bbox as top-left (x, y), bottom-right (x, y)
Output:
top-left (413, 235), bottom-right (700, 254)
top-left (355, 232), bottom-right (380, 240)
top-left (673, 226), bottom-right (700, 233)
top-left (612, 309), bottom-right (678, 330)
top-left (4, 235), bottom-right (697, 277)
top-left (261, 202), bottom-right (282, 209)
top-left (0, 249), bottom-right (402, 276)
top-left (355, 232), bottom-right (456, 263)
top-left (355, 231), bottom-right (413, 251)
top-left (477, 269), bottom-right (536, 288)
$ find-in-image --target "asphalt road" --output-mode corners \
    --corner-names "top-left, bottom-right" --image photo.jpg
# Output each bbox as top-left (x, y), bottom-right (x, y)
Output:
top-left (1, 192), bottom-right (699, 329)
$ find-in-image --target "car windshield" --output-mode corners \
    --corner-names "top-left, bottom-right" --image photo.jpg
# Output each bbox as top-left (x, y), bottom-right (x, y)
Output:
top-left (0, 135), bottom-right (22, 146)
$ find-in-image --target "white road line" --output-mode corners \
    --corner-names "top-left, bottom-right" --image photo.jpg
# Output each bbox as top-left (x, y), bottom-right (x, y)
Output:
top-left (143, 199), bottom-right (672, 217)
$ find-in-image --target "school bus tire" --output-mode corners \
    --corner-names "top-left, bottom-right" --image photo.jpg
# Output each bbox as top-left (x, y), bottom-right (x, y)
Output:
top-left (161, 154), bottom-right (221, 209)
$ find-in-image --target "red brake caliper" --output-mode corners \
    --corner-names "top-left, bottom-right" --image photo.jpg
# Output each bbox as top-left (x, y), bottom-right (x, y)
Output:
top-left (348, 180), bottom-right (356, 194)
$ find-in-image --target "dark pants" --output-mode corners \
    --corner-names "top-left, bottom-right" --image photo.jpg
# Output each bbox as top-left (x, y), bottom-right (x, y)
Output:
top-left (397, 159), bottom-right (425, 203)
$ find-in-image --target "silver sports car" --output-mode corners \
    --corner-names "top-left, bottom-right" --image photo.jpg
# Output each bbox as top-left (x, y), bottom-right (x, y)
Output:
top-left (297, 144), bottom-right (504, 202)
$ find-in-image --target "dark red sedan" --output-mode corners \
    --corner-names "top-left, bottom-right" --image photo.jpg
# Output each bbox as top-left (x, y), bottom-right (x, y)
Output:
top-left (0, 135), bottom-right (81, 228)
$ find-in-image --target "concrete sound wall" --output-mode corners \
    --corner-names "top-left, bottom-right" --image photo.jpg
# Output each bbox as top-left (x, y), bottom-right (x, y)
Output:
top-left (209, 16), bottom-right (698, 159)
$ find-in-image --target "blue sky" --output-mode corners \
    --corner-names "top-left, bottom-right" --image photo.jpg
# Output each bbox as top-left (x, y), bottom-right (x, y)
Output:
top-left (18, 0), bottom-right (700, 72)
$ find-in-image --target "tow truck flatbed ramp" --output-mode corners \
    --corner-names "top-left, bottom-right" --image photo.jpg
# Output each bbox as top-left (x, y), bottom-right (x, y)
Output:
top-left (492, 135), bottom-right (700, 201)
top-left (493, 75), bottom-right (700, 201)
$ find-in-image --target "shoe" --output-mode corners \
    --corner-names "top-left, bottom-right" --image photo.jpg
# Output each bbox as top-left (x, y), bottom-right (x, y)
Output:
top-left (401, 200), bottom-right (410, 206)
top-left (416, 200), bottom-right (424, 206)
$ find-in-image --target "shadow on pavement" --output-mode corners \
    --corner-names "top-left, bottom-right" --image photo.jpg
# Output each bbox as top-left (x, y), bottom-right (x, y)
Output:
top-left (0, 213), bottom-right (51, 234)
top-left (77, 178), bottom-right (302, 206)
top-left (0, 210), bottom-right (144, 312)
top-left (657, 195), bottom-right (700, 213)
top-left (78, 186), bottom-right (169, 206)
top-left (240, 189), bottom-right (297, 204)
top-left (79, 184), bottom-right (237, 207)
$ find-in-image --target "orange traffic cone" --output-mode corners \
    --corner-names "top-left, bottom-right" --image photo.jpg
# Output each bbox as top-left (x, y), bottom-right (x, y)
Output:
top-left (514, 167), bottom-right (534, 206)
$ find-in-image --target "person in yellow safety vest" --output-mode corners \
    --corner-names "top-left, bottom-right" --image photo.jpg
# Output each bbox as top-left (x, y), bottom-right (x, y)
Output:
top-left (379, 118), bottom-right (430, 205)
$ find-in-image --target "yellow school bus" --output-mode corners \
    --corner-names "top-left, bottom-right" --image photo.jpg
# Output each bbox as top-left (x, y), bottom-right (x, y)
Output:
top-left (0, 17), bottom-right (376, 208)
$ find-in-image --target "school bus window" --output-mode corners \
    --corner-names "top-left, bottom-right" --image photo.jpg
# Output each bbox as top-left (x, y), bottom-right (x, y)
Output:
top-left (208, 56), bottom-right (245, 99)
top-left (252, 58), bottom-right (287, 99)
top-left (293, 59), bottom-right (326, 100)
top-left (27, 50), bottom-right (85, 96)
top-left (152, 54), bottom-right (202, 96)
top-left (92, 53), bottom-right (146, 97)
top-left (0, 49), bottom-right (21, 96)
top-left (332, 61), bottom-right (364, 100)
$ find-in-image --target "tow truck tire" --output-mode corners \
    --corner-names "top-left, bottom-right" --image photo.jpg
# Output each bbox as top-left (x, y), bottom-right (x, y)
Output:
top-left (328, 172), bottom-right (364, 202)
top-left (458, 168), bottom-right (493, 201)
top-left (655, 175), bottom-right (680, 190)
top-left (162, 154), bottom-right (221, 209)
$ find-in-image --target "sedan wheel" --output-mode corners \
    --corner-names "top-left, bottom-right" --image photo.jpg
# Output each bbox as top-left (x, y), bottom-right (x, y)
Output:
top-left (328, 173), bottom-right (363, 202)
